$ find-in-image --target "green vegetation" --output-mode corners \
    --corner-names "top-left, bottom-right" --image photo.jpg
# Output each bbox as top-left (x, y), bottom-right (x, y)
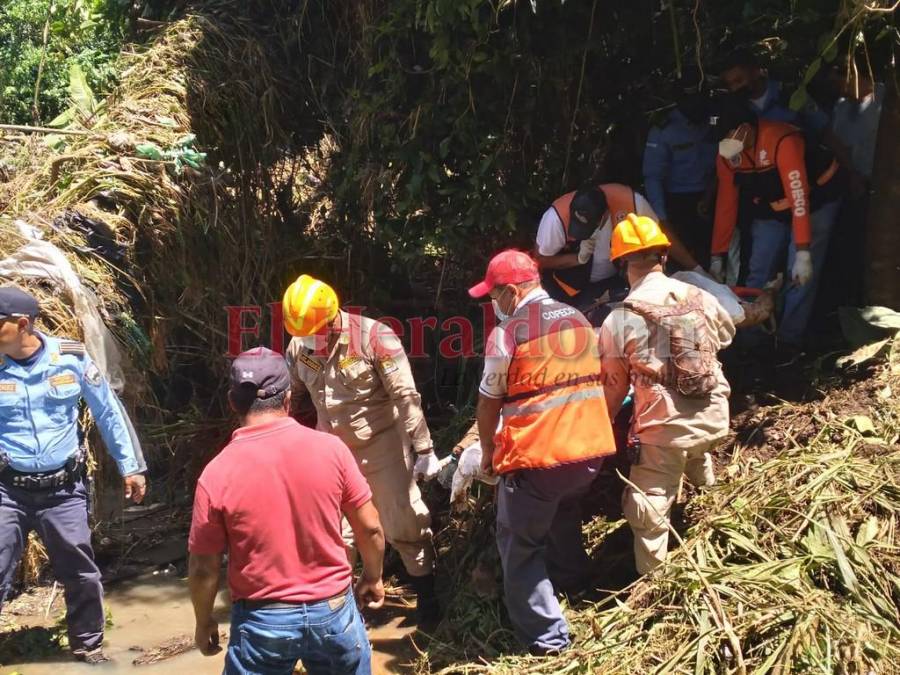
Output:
top-left (0, 0), bottom-right (127, 125)
top-left (291, 0), bottom-right (897, 280)
top-left (0, 1), bottom-right (898, 672)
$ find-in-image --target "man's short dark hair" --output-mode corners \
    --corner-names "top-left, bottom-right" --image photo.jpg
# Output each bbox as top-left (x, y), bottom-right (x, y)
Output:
top-left (719, 48), bottom-right (760, 74)
top-left (231, 386), bottom-right (288, 416)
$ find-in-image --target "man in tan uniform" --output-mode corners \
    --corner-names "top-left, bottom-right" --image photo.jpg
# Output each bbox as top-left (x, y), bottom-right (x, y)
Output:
top-left (282, 275), bottom-right (440, 625)
top-left (599, 215), bottom-right (735, 574)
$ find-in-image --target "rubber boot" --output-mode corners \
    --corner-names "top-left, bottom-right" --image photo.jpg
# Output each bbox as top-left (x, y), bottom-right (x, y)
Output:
top-left (411, 573), bottom-right (440, 632)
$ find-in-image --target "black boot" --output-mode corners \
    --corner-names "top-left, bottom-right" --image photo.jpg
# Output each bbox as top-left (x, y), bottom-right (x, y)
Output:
top-left (410, 573), bottom-right (440, 631)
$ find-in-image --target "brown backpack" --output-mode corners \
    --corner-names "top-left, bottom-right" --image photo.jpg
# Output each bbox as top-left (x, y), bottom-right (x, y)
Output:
top-left (624, 288), bottom-right (718, 398)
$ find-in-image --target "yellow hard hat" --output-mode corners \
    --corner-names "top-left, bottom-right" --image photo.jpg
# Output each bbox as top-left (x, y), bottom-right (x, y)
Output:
top-left (610, 213), bottom-right (671, 261)
top-left (282, 275), bottom-right (339, 337)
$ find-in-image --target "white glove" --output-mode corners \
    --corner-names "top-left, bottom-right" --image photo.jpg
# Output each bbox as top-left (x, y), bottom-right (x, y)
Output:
top-left (577, 238), bottom-right (596, 265)
top-left (709, 256), bottom-right (725, 283)
top-left (791, 250), bottom-right (813, 286)
top-left (413, 451), bottom-right (441, 481)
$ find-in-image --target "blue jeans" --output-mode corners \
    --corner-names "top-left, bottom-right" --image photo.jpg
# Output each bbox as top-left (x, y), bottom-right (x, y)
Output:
top-left (225, 588), bottom-right (371, 675)
top-left (0, 477), bottom-right (104, 652)
top-left (745, 199), bottom-right (841, 345)
top-left (495, 457), bottom-right (604, 651)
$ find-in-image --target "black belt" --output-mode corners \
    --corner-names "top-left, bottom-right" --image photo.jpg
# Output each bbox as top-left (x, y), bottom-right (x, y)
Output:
top-left (1, 454), bottom-right (85, 491)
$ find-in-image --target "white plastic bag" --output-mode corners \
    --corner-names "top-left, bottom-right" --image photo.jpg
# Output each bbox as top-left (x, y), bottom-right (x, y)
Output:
top-left (450, 442), bottom-right (500, 506)
top-left (672, 270), bottom-right (746, 326)
top-left (0, 220), bottom-right (125, 390)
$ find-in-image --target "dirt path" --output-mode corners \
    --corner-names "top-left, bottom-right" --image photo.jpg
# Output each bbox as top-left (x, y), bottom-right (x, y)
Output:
top-left (1, 573), bottom-right (418, 674)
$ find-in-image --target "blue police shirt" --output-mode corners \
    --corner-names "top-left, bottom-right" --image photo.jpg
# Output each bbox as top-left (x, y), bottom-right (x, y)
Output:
top-left (642, 108), bottom-right (717, 220)
top-left (0, 332), bottom-right (145, 475)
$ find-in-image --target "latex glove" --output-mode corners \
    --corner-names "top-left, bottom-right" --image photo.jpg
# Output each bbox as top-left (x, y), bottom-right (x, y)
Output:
top-left (413, 451), bottom-right (441, 481)
top-left (709, 255), bottom-right (726, 283)
top-left (577, 238), bottom-right (596, 265)
top-left (792, 250), bottom-right (813, 286)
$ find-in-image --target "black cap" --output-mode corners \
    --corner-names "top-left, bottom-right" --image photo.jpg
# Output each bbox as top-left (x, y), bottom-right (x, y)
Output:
top-left (569, 187), bottom-right (608, 240)
top-left (0, 286), bottom-right (39, 319)
top-left (230, 347), bottom-right (290, 400)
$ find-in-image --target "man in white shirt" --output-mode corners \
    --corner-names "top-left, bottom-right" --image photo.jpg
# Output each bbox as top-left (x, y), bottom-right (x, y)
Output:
top-left (534, 184), bottom-right (655, 310)
top-left (535, 184), bottom-right (702, 316)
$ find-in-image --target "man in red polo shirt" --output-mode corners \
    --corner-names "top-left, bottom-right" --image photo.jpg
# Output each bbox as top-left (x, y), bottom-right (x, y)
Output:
top-left (188, 347), bottom-right (385, 675)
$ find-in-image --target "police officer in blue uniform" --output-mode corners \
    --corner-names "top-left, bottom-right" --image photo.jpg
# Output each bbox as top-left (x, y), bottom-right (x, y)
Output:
top-left (0, 286), bottom-right (146, 664)
top-left (642, 68), bottom-right (717, 267)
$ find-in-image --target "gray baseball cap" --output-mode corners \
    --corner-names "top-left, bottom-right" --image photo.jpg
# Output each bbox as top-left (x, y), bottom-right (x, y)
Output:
top-left (230, 347), bottom-right (290, 399)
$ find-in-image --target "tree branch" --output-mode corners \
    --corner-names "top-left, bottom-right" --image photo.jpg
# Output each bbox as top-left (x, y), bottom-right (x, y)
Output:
top-left (561, 0), bottom-right (599, 191)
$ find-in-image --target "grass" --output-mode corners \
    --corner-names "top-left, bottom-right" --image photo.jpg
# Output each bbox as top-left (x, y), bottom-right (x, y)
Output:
top-left (416, 341), bottom-right (900, 674)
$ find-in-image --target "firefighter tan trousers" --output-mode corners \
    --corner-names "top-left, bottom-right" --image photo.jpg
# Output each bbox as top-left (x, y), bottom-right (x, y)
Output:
top-left (342, 427), bottom-right (434, 577)
top-left (623, 443), bottom-right (716, 574)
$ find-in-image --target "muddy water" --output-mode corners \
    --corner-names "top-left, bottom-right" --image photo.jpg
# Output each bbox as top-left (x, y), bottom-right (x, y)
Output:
top-left (2, 574), bottom-right (417, 674)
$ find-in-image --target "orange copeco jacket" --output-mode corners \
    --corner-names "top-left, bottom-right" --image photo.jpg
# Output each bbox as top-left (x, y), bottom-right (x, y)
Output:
top-left (711, 119), bottom-right (842, 256)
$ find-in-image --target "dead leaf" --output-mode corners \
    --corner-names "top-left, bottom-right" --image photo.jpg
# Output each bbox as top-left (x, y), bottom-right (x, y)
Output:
top-left (846, 415), bottom-right (876, 436)
top-left (836, 338), bottom-right (890, 369)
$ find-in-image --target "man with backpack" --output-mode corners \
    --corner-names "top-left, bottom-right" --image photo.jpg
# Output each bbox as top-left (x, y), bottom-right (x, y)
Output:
top-left (598, 215), bottom-right (736, 574)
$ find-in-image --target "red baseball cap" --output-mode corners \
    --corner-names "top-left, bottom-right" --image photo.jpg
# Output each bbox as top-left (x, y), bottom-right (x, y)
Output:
top-left (468, 249), bottom-right (539, 298)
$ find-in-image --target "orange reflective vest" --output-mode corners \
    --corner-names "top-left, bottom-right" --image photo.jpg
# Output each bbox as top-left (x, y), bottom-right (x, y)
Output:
top-left (493, 299), bottom-right (616, 474)
top-left (545, 183), bottom-right (638, 296)
top-left (712, 119), bottom-right (842, 255)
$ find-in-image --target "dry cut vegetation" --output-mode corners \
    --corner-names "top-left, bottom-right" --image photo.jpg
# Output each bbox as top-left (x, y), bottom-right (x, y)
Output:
top-left (418, 344), bottom-right (900, 674)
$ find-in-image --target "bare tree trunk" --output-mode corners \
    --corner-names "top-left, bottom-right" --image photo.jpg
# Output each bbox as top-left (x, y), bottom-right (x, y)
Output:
top-left (865, 78), bottom-right (900, 310)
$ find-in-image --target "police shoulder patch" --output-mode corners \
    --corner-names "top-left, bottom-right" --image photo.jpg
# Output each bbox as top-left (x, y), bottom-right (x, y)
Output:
top-left (84, 362), bottom-right (102, 386)
top-left (58, 340), bottom-right (86, 356)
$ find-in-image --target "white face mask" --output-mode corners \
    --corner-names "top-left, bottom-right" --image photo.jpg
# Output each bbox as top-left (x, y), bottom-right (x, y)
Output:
top-left (718, 137), bottom-right (744, 160)
top-left (492, 299), bottom-right (510, 322)
top-left (492, 287), bottom-right (517, 322)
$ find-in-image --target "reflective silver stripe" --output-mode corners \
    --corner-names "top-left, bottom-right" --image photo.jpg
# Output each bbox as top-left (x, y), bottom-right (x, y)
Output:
top-left (502, 387), bottom-right (605, 417)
